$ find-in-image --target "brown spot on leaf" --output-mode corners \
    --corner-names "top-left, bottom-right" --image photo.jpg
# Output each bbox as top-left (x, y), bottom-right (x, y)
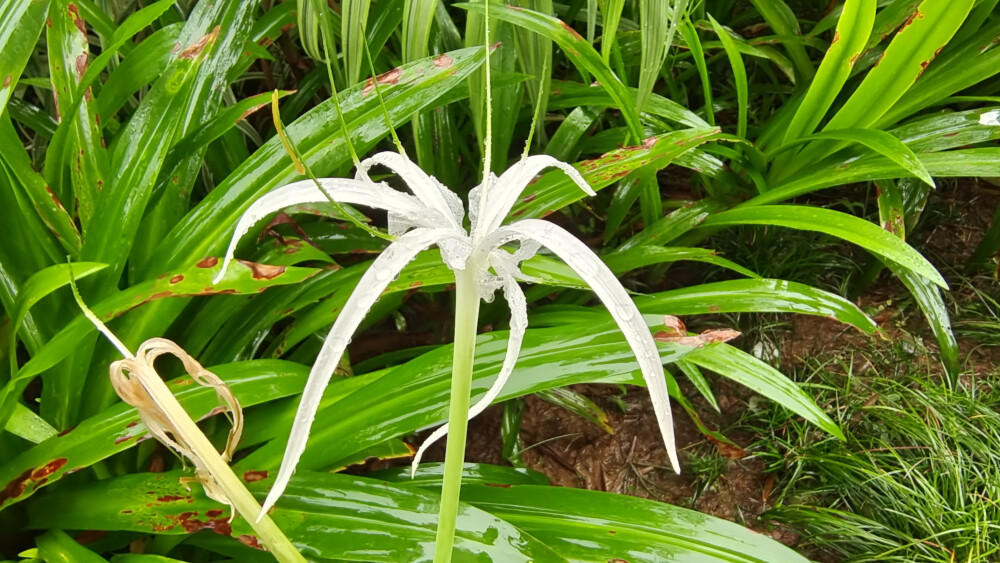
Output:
top-left (363, 67), bottom-right (402, 95)
top-left (485, 483), bottom-right (512, 488)
top-left (57, 426), bottom-right (76, 437)
top-left (0, 470), bottom-right (33, 504)
top-left (197, 256), bottom-right (219, 268)
top-left (434, 54), bottom-right (454, 68)
top-left (31, 457), bottom-right (66, 480)
top-left (237, 259), bottom-right (286, 280)
top-left (75, 53), bottom-right (88, 78)
top-left (238, 535), bottom-right (264, 550)
top-left (126, 421), bottom-right (138, 428)
top-left (156, 495), bottom-right (185, 502)
top-left (67, 4), bottom-right (86, 35)
top-left (559, 20), bottom-right (583, 40)
top-left (2, 75), bottom-right (10, 88)
top-left (831, 31), bottom-right (840, 45)
top-left (114, 434), bottom-right (133, 445)
top-left (169, 275), bottom-right (184, 284)
top-left (243, 470), bottom-right (268, 482)
top-left (45, 186), bottom-right (68, 212)
top-left (206, 509), bottom-right (224, 518)
top-left (178, 26), bottom-right (220, 60)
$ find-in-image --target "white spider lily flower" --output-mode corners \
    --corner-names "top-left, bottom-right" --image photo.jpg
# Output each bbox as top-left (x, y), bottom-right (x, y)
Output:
top-left (213, 152), bottom-right (680, 519)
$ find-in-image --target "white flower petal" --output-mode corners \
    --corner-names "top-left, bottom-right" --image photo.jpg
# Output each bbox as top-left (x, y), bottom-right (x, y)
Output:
top-left (500, 219), bottom-right (681, 474)
top-left (410, 275), bottom-right (528, 476)
top-left (980, 109), bottom-right (1000, 126)
top-left (213, 179), bottom-right (427, 284)
top-left (477, 155), bottom-right (595, 236)
top-left (258, 227), bottom-right (455, 519)
top-left (356, 152), bottom-right (465, 230)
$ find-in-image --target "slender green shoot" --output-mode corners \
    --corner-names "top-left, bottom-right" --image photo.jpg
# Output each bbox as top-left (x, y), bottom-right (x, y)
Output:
top-left (521, 57), bottom-right (549, 162)
top-left (362, 37), bottom-right (408, 157)
top-left (270, 92), bottom-right (393, 242)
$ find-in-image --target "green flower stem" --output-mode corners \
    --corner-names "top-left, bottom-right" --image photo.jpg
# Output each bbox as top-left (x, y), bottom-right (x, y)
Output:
top-left (433, 267), bottom-right (482, 563)
top-left (141, 373), bottom-right (306, 563)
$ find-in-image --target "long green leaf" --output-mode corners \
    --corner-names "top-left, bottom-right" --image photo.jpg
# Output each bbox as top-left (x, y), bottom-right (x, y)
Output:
top-left (25, 471), bottom-right (566, 562)
top-left (771, 128), bottom-right (934, 187)
top-left (0, 361), bottom-right (309, 511)
top-left (707, 15), bottom-right (748, 138)
top-left (748, 0), bottom-right (813, 82)
top-left (343, 0), bottom-right (373, 84)
top-left (461, 2), bottom-right (645, 143)
top-left (687, 343), bottom-right (844, 439)
top-left (635, 279), bottom-right (879, 333)
top-left (701, 205), bottom-right (947, 288)
top-left (0, 0), bottom-right (49, 116)
top-left (780, 0), bottom-right (875, 145)
top-left (464, 483), bottom-right (812, 562)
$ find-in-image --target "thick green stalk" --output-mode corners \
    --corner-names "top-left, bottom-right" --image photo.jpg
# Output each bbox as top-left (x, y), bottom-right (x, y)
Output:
top-left (433, 268), bottom-right (481, 562)
top-left (140, 372), bottom-right (307, 563)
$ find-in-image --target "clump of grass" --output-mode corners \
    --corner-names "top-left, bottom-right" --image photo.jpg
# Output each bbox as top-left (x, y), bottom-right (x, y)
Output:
top-left (748, 354), bottom-right (1000, 562)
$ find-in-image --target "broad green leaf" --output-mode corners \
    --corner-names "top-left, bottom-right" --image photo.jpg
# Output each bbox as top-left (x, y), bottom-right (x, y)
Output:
top-left (548, 78), bottom-right (708, 128)
top-left (461, 2), bottom-right (645, 143)
top-left (45, 0), bottom-right (111, 231)
top-left (708, 15), bottom-right (748, 139)
top-left (687, 343), bottom-right (844, 439)
top-left (679, 19), bottom-right (715, 126)
top-left (95, 24), bottom-right (183, 123)
top-left (0, 115), bottom-right (82, 254)
top-left (403, 0), bottom-right (437, 61)
top-left (12, 260), bottom-right (318, 383)
top-left (619, 199), bottom-right (726, 250)
top-left (343, 0), bottom-right (373, 84)
top-left (754, 149), bottom-right (1000, 205)
top-left (637, 0), bottom-right (668, 111)
top-left (701, 205), bottom-right (947, 288)
top-left (880, 17), bottom-right (1000, 126)
top-left (28, 471), bottom-right (566, 562)
top-left (537, 387), bottom-right (613, 434)
top-left (635, 279), bottom-right (879, 333)
top-left (237, 320), bottom-right (699, 471)
top-left (797, 0), bottom-right (975, 166)
top-left (1, 262), bottom-right (106, 429)
top-left (599, 0), bottom-right (625, 64)
top-left (876, 179), bottom-right (906, 240)
top-left (0, 361), bottom-right (309, 511)
top-left (0, 0), bottom-right (49, 116)
top-left (780, 0), bottom-right (876, 145)
top-left (372, 463), bottom-right (551, 487)
top-left (513, 128), bottom-right (723, 219)
top-left (771, 128), bottom-right (934, 187)
top-left (522, 246), bottom-right (760, 289)
top-left (748, 0), bottom-right (813, 82)
top-left (5, 404), bottom-right (58, 444)
top-left (37, 530), bottom-right (109, 563)
top-left (153, 46), bottom-right (489, 275)
top-left (463, 483), bottom-right (812, 563)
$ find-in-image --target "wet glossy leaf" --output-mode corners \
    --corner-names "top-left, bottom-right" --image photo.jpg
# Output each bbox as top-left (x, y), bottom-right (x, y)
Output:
top-left (701, 205), bottom-right (947, 289)
top-left (512, 128), bottom-right (723, 219)
top-left (0, 360), bottom-right (308, 511)
top-left (634, 279), bottom-right (879, 334)
top-left (13, 260), bottom-right (319, 382)
top-left (0, 0), bottom-right (49, 116)
top-left (460, 2), bottom-right (644, 142)
top-left (462, 483), bottom-right (811, 562)
top-left (27, 471), bottom-right (566, 562)
top-left (686, 343), bottom-right (844, 439)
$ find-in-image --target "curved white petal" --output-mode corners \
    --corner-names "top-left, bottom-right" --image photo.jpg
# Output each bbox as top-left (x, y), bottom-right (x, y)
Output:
top-left (499, 219), bottom-right (681, 474)
top-left (410, 274), bottom-right (528, 476)
top-left (213, 178), bottom-right (427, 284)
top-left (258, 227), bottom-right (456, 519)
top-left (356, 152), bottom-right (465, 230)
top-left (477, 155), bottom-right (595, 237)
